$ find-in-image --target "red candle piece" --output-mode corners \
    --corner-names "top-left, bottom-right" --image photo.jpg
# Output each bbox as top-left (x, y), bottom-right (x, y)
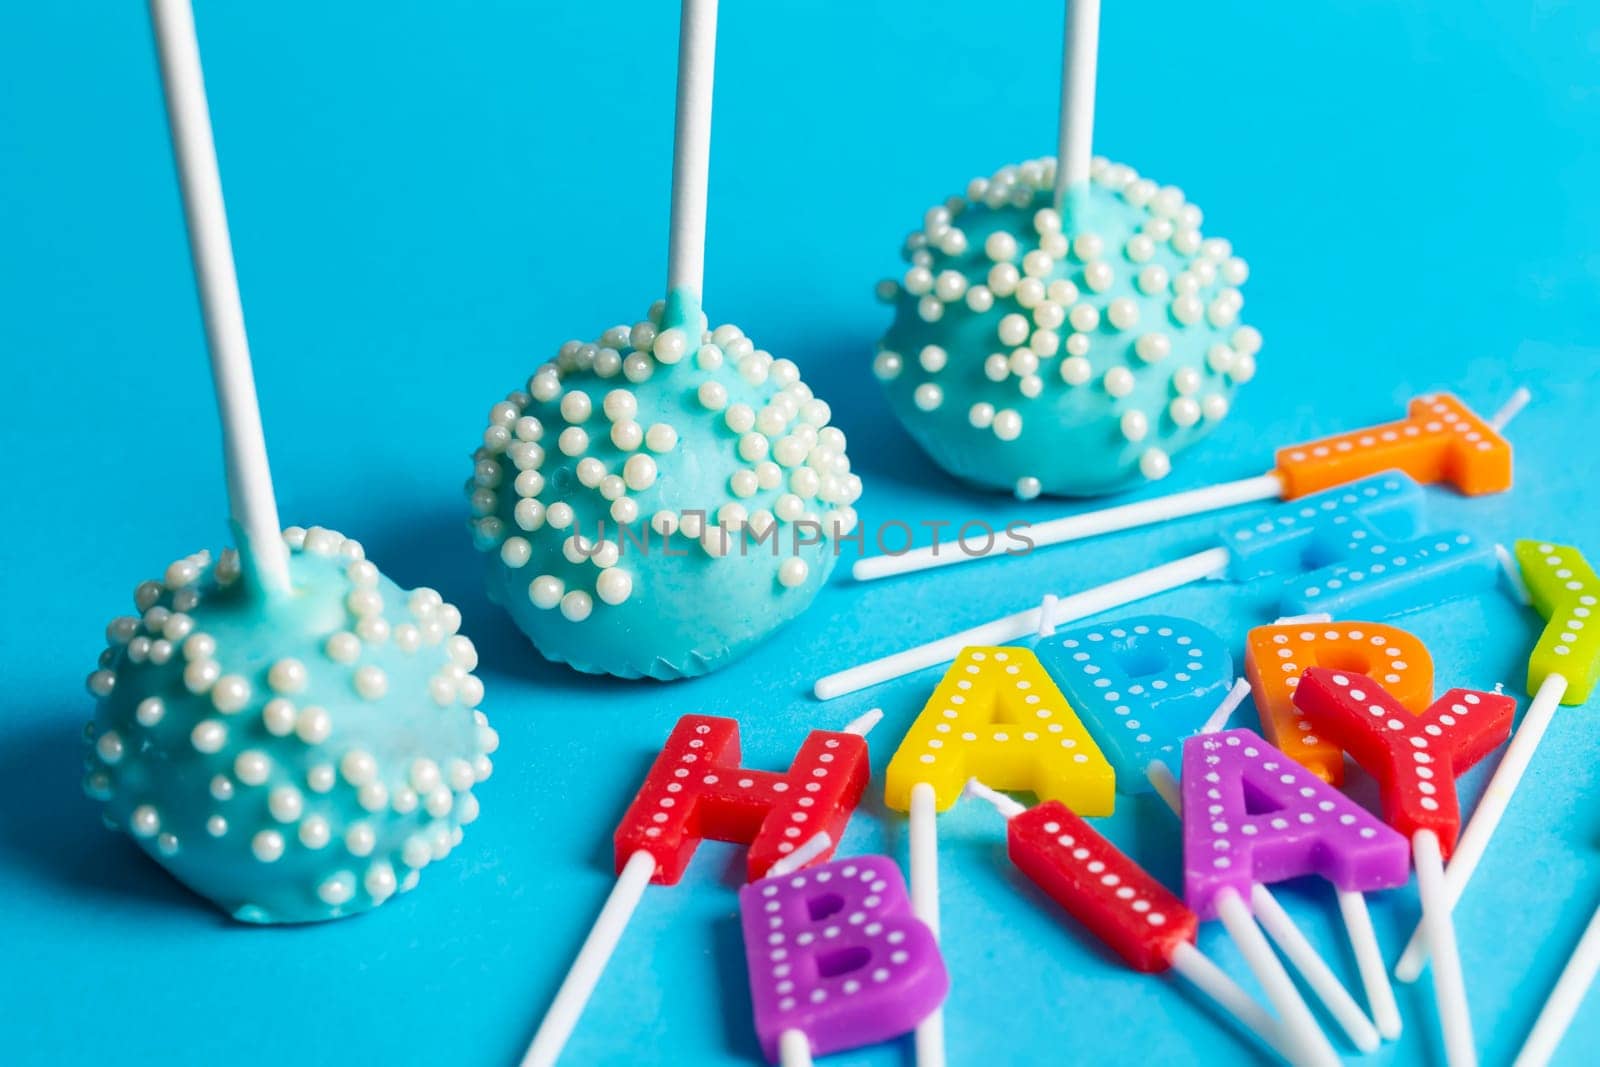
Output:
top-left (1292, 669), bottom-right (1516, 857)
top-left (1007, 799), bottom-right (1196, 972)
top-left (615, 715), bottom-right (870, 884)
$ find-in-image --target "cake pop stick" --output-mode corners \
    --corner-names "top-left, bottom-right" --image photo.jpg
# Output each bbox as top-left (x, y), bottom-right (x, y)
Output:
top-left (882, 648), bottom-right (1114, 1067)
top-left (1055, 0), bottom-right (1099, 209)
top-left (149, 0), bottom-right (289, 594)
top-left (819, 470), bottom-right (1496, 699)
top-left (963, 781), bottom-right (1302, 1064)
top-left (853, 392), bottom-right (1518, 583)
top-left (1393, 540), bottom-right (1600, 984)
top-left (666, 0), bottom-right (714, 313)
top-left (743, 854), bottom-right (949, 1066)
top-left (1294, 669), bottom-right (1517, 1067)
top-left (523, 711), bottom-right (878, 1067)
top-left (1514, 895), bottom-right (1600, 1067)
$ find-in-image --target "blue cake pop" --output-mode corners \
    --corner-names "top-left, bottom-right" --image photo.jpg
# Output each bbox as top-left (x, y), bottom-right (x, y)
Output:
top-left (82, 526), bottom-right (497, 923)
top-left (874, 157), bottom-right (1260, 500)
top-left (469, 300), bottom-right (861, 680)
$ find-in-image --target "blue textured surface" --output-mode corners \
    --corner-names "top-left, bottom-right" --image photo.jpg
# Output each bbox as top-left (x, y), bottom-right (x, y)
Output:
top-left (2, 1), bottom-right (1598, 1064)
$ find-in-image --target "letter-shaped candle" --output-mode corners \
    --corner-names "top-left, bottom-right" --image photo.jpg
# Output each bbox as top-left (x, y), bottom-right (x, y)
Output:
top-left (740, 856), bottom-right (948, 1063)
top-left (1518, 539), bottom-right (1600, 704)
top-left (526, 713), bottom-right (876, 1067)
top-left (1038, 615), bottom-right (1233, 793)
top-left (1181, 728), bottom-right (1410, 919)
top-left (1394, 541), bottom-right (1600, 1000)
top-left (1222, 473), bottom-right (1497, 618)
top-left (1245, 621), bottom-right (1433, 783)
top-left (616, 715), bottom-right (870, 884)
top-left (884, 647), bottom-right (1113, 815)
top-left (1295, 668), bottom-right (1516, 1067)
top-left (1274, 394), bottom-right (1512, 499)
top-left (962, 785), bottom-right (1300, 1063)
top-left (818, 473), bottom-right (1492, 701)
top-left (850, 392), bottom-right (1514, 585)
top-left (1292, 670), bottom-right (1515, 856)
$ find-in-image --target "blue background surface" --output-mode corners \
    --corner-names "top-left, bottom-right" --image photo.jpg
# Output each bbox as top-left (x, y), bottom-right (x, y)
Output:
top-left (3, 1), bottom-right (1599, 1063)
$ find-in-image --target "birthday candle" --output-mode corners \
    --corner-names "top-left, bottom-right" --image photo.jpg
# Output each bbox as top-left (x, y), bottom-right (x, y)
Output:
top-left (963, 784), bottom-right (1300, 1064)
top-left (1181, 727), bottom-right (1410, 1043)
top-left (1245, 620), bottom-right (1434, 784)
top-left (1382, 539), bottom-right (1600, 1065)
top-left (740, 855), bottom-right (948, 1065)
top-left (1031, 616), bottom-right (1368, 1053)
top-left (852, 391), bottom-right (1520, 583)
top-left (524, 711), bottom-right (877, 1067)
top-left (882, 647), bottom-right (1113, 1066)
top-left (816, 472), bottom-right (1493, 700)
top-left (1036, 615), bottom-right (1233, 793)
top-left (1294, 668), bottom-right (1516, 1067)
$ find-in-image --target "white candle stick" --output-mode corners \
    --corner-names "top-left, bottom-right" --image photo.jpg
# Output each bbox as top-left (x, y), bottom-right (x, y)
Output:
top-left (1496, 543), bottom-right (1534, 605)
top-left (962, 780), bottom-right (1296, 1063)
top-left (1393, 674), bottom-right (1569, 983)
top-left (1145, 761), bottom-right (1377, 1054)
top-left (666, 0), bottom-right (717, 300)
top-left (1214, 888), bottom-right (1342, 1067)
top-left (909, 781), bottom-right (946, 1067)
top-left (1054, 0), bottom-right (1100, 207)
top-left (1514, 893), bottom-right (1600, 1067)
top-left (852, 474), bottom-right (1282, 583)
top-left (778, 1028), bottom-right (814, 1067)
top-left (523, 711), bottom-right (878, 1065)
top-left (1412, 828), bottom-right (1476, 1067)
top-left (149, 0), bottom-right (290, 595)
top-left (1200, 678), bottom-right (1252, 736)
top-left (1336, 887), bottom-right (1402, 1041)
top-left (523, 849), bottom-right (656, 1067)
top-left (851, 387), bottom-right (1530, 587)
top-left (816, 546), bottom-right (1231, 699)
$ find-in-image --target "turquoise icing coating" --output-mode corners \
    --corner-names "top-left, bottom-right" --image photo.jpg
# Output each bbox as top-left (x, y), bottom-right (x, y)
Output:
top-left (81, 527), bottom-right (497, 924)
top-left (875, 157), bottom-right (1261, 499)
top-left (470, 292), bottom-right (861, 680)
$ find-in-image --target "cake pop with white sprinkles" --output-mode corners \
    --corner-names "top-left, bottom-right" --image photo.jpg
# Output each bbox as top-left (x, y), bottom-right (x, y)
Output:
top-left (470, 0), bottom-right (859, 678)
top-left (85, 0), bottom-right (496, 923)
top-left (84, 529), bottom-right (496, 923)
top-left (874, 6), bottom-right (1258, 499)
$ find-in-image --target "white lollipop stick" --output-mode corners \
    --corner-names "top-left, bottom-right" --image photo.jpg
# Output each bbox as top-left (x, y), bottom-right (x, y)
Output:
top-left (852, 475), bottom-right (1281, 582)
top-left (149, 0), bottom-right (290, 595)
top-left (816, 546), bottom-right (1231, 699)
top-left (1145, 762), bottom-right (1377, 1053)
top-left (522, 849), bottom-right (656, 1067)
top-left (524, 709), bottom-right (876, 1065)
top-left (778, 1029), bottom-right (814, 1067)
top-left (1214, 888), bottom-right (1341, 1067)
top-left (962, 780), bottom-right (1294, 1063)
top-left (1514, 892), bottom-right (1600, 1067)
top-left (666, 0), bottom-right (717, 299)
top-left (1394, 674), bottom-right (1569, 983)
top-left (1054, 0), bottom-right (1100, 204)
top-left (1412, 828), bottom-right (1476, 1067)
top-left (908, 781), bottom-right (946, 1067)
top-left (1337, 887), bottom-right (1402, 1041)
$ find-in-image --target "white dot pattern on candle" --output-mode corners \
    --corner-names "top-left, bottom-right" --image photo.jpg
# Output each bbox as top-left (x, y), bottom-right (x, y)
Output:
top-left (1244, 620), bottom-right (1433, 783)
top-left (1292, 669), bottom-right (1518, 855)
top-left (1037, 616), bottom-right (1233, 794)
top-left (883, 647), bottom-right (1112, 816)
